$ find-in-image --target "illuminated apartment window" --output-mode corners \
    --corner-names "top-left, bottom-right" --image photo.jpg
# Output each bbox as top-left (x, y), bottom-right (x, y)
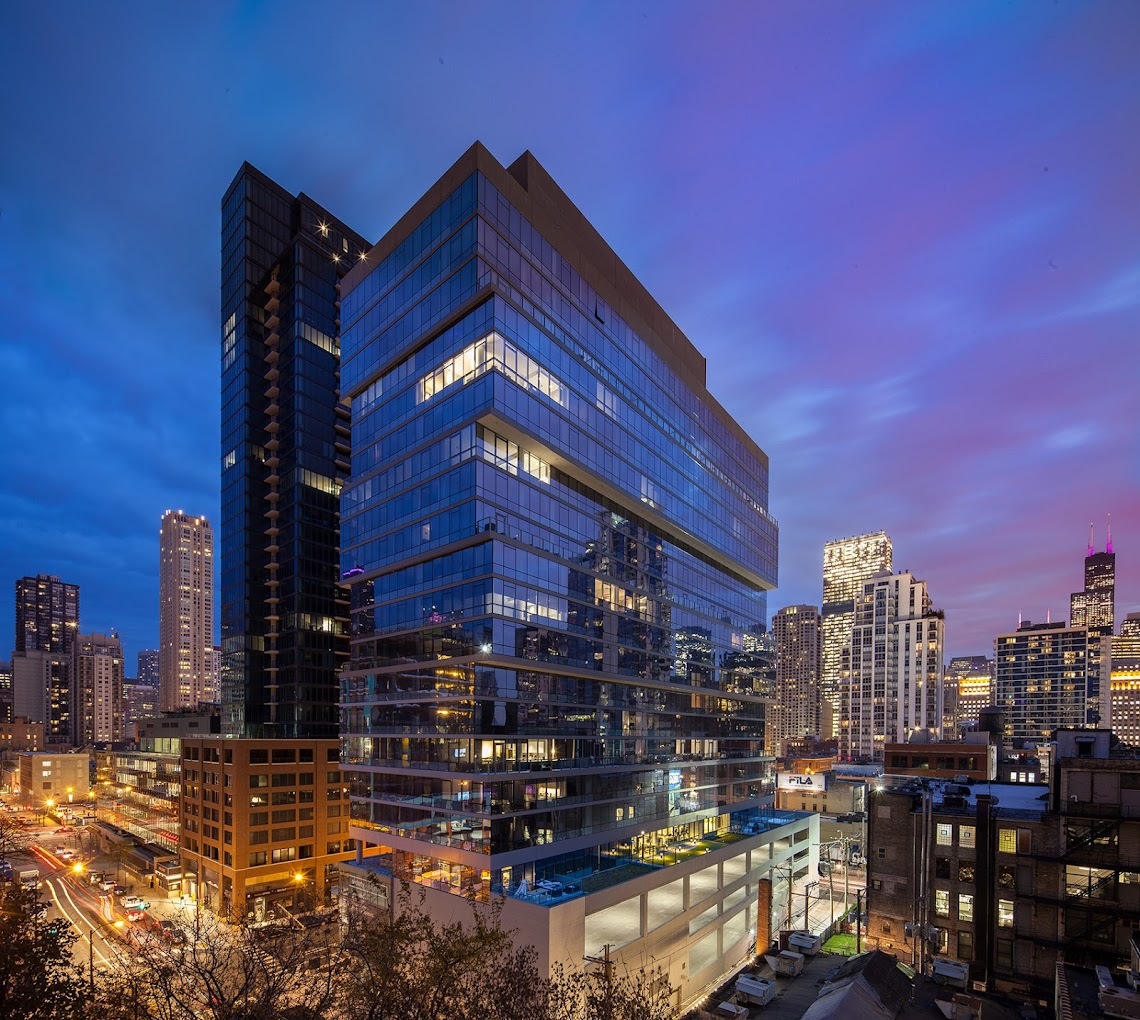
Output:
top-left (935, 889), bottom-right (950, 917)
top-left (959, 826), bottom-right (976, 849)
top-left (958, 893), bottom-right (974, 922)
top-left (936, 823), bottom-right (953, 846)
top-left (998, 829), bottom-right (1016, 853)
top-left (997, 899), bottom-right (1014, 928)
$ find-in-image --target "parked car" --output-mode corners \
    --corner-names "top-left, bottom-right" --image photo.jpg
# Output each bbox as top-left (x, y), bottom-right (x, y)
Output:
top-left (99, 879), bottom-right (115, 891)
top-left (155, 919), bottom-right (185, 944)
top-left (126, 907), bottom-right (147, 923)
top-left (121, 894), bottom-right (145, 910)
top-left (55, 827), bottom-right (72, 834)
top-left (113, 885), bottom-right (126, 896)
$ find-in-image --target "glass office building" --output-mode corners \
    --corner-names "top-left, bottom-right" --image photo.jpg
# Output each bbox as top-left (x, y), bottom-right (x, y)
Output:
top-left (339, 144), bottom-right (779, 897)
top-left (220, 164), bottom-right (370, 739)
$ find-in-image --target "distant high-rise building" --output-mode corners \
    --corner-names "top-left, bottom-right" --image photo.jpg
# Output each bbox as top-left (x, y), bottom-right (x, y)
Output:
top-left (1105, 631), bottom-right (1140, 747)
top-left (12, 650), bottom-right (71, 744)
top-left (821, 532), bottom-right (892, 737)
top-left (12, 573), bottom-right (79, 744)
top-left (946, 655), bottom-right (993, 736)
top-left (121, 677), bottom-right (158, 741)
top-left (772, 605), bottom-right (821, 756)
top-left (840, 571), bottom-right (945, 761)
top-left (0, 660), bottom-right (11, 723)
top-left (994, 620), bottom-right (1089, 743)
top-left (1070, 521), bottom-right (1116, 722)
top-left (15, 573), bottom-right (79, 655)
top-left (72, 632), bottom-right (124, 744)
top-left (1122, 613), bottom-right (1140, 638)
top-left (207, 644), bottom-right (221, 702)
top-left (137, 649), bottom-right (159, 687)
top-left (220, 164), bottom-right (370, 739)
top-left (159, 511), bottom-right (214, 713)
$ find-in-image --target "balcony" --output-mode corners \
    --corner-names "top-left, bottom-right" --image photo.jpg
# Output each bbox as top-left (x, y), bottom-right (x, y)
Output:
top-left (1062, 799), bottom-right (1140, 820)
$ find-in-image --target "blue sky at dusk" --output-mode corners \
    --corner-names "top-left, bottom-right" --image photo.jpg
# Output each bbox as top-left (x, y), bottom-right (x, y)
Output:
top-left (1, 1), bottom-right (1137, 668)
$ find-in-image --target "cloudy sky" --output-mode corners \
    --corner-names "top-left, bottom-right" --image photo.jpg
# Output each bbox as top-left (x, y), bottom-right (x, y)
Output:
top-left (1, 1), bottom-right (1137, 668)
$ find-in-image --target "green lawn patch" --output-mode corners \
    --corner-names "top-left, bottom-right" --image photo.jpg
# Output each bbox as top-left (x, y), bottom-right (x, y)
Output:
top-left (822, 933), bottom-right (859, 956)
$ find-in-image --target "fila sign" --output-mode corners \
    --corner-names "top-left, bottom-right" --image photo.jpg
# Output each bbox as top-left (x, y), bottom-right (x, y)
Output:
top-left (776, 772), bottom-right (826, 793)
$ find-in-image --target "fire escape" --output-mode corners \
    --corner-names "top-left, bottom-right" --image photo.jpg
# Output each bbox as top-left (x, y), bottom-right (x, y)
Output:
top-left (1021, 795), bottom-right (1140, 966)
top-left (1057, 809), bottom-right (1134, 961)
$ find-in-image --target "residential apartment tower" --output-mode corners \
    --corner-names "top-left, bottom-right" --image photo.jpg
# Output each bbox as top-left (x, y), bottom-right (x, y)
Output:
top-left (821, 532), bottom-right (892, 737)
top-left (159, 511), bottom-right (215, 712)
top-left (219, 164), bottom-right (370, 739)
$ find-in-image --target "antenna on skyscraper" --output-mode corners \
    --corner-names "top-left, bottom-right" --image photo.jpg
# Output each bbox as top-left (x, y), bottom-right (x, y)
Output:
top-left (1088, 523), bottom-right (1095, 558)
top-left (1107, 514), bottom-right (1113, 555)
top-left (1047, 608), bottom-right (1051, 623)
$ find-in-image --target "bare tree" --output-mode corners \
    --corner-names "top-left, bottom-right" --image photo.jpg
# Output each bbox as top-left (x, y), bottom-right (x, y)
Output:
top-left (93, 911), bottom-right (341, 1020)
top-left (337, 885), bottom-right (674, 1020)
top-left (103, 841), bottom-right (132, 885)
top-left (0, 884), bottom-right (90, 1019)
top-left (0, 813), bottom-right (32, 859)
top-left (545, 959), bottom-right (675, 1020)
top-left (93, 884), bottom-right (676, 1020)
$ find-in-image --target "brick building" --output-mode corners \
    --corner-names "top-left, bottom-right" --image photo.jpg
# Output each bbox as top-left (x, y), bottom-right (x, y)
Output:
top-left (882, 733), bottom-right (998, 781)
top-left (180, 737), bottom-right (363, 920)
top-left (866, 728), bottom-right (1140, 1002)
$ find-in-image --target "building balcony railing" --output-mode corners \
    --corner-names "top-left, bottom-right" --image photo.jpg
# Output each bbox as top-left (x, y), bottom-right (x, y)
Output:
top-left (343, 749), bottom-right (767, 777)
top-left (1061, 800), bottom-right (1140, 820)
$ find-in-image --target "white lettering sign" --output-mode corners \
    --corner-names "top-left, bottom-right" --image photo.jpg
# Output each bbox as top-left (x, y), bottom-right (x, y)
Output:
top-left (776, 772), bottom-right (827, 793)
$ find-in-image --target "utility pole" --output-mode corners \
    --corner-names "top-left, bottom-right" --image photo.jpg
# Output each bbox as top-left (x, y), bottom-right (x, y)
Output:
top-left (828, 857), bottom-right (836, 929)
top-left (787, 868), bottom-right (794, 930)
top-left (585, 943), bottom-right (616, 1019)
top-left (89, 924), bottom-right (94, 990)
top-left (856, 888), bottom-right (863, 953)
top-left (843, 833), bottom-right (850, 906)
top-left (803, 881), bottom-right (819, 933)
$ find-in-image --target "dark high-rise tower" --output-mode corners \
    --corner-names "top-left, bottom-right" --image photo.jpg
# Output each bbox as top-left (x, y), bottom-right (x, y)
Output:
top-left (1070, 520), bottom-right (1116, 721)
top-left (137, 649), bottom-right (159, 688)
top-left (15, 574), bottom-right (79, 654)
top-left (220, 164), bottom-right (370, 739)
top-left (13, 574), bottom-right (78, 743)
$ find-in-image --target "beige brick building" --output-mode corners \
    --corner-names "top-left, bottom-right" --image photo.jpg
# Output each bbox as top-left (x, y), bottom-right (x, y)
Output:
top-left (180, 737), bottom-right (363, 920)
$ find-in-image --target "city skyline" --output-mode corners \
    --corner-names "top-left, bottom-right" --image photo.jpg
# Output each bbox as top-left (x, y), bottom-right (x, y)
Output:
top-left (2, 3), bottom-right (1138, 667)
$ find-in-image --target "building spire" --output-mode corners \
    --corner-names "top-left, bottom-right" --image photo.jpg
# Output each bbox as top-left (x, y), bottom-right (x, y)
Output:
top-left (1088, 522), bottom-right (1095, 558)
top-left (1107, 513), bottom-right (1113, 555)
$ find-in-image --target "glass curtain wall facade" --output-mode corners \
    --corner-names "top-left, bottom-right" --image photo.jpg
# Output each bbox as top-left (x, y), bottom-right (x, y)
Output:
top-left (820, 533), bottom-right (892, 737)
top-left (220, 164), bottom-right (370, 739)
top-left (339, 144), bottom-right (778, 896)
top-left (1070, 531), bottom-right (1115, 723)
